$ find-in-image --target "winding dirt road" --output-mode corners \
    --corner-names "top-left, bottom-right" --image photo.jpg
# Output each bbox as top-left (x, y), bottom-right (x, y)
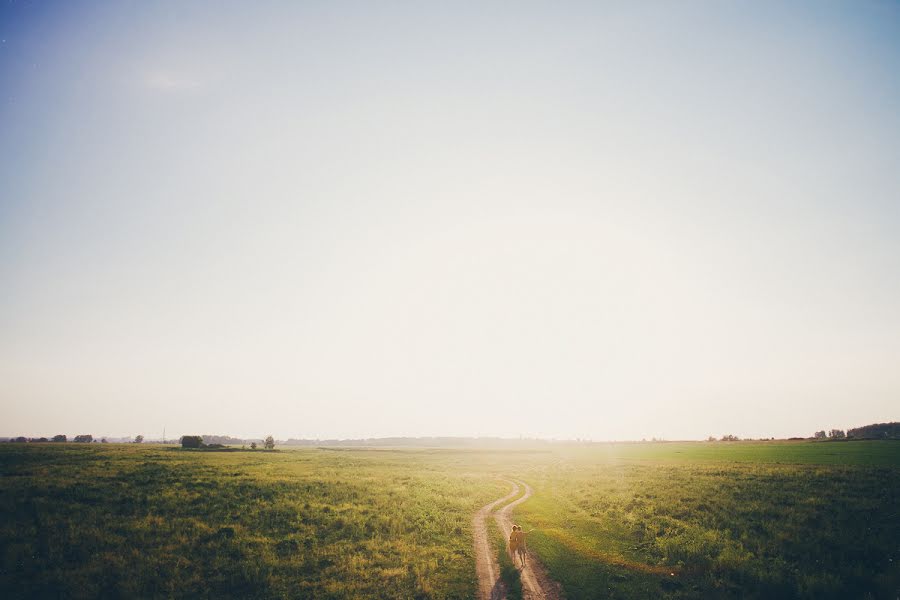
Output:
top-left (474, 480), bottom-right (561, 600)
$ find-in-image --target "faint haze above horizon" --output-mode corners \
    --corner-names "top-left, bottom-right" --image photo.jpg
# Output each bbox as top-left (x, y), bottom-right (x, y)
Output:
top-left (1, 1), bottom-right (899, 442)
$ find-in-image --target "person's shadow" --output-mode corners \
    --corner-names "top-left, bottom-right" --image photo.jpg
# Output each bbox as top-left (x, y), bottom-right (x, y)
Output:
top-left (490, 579), bottom-right (506, 600)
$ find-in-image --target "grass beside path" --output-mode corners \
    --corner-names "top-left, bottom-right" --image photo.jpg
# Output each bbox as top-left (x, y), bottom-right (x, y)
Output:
top-left (2, 440), bottom-right (897, 599)
top-left (514, 442), bottom-right (900, 599)
top-left (0, 443), bottom-right (507, 599)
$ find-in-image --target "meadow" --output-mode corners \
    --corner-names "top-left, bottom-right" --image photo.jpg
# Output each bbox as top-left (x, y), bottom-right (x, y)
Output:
top-left (513, 442), bottom-right (900, 599)
top-left (1, 440), bottom-right (898, 599)
top-left (0, 444), bottom-right (505, 599)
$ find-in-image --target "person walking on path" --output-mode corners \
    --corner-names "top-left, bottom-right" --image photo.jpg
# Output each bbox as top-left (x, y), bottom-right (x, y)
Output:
top-left (509, 525), bottom-right (520, 558)
top-left (513, 526), bottom-right (535, 568)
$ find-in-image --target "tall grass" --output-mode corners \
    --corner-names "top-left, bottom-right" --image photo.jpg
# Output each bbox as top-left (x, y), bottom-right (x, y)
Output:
top-left (512, 443), bottom-right (900, 599)
top-left (0, 444), bottom-right (505, 599)
top-left (2, 441), bottom-right (897, 598)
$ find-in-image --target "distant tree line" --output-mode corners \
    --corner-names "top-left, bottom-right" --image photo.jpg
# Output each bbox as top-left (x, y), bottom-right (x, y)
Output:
top-left (8, 423), bottom-right (897, 446)
top-left (198, 434), bottom-right (246, 445)
top-left (813, 422), bottom-right (900, 440)
top-left (703, 422), bottom-right (900, 443)
top-left (180, 435), bottom-right (276, 450)
top-left (813, 429), bottom-right (847, 439)
top-left (4, 435), bottom-right (66, 443)
top-left (4, 434), bottom-right (150, 443)
top-left (192, 434), bottom-right (278, 447)
top-left (847, 422), bottom-right (900, 439)
top-left (3, 433), bottom-right (273, 446)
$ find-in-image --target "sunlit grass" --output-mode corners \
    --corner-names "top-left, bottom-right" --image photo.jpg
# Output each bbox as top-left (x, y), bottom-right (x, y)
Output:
top-left (513, 443), bottom-right (900, 599)
top-left (0, 444), bottom-right (506, 599)
top-left (1, 441), bottom-right (897, 599)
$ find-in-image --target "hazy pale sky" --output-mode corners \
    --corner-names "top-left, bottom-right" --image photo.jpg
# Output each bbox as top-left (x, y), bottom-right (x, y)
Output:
top-left (2, 1), bottom-right (899, 441)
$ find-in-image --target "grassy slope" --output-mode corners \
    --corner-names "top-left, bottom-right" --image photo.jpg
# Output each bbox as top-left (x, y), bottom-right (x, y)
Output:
top-left (0, 444), bottom-right (506, 599)
top-left (512, 441), bottom-right (900, 599)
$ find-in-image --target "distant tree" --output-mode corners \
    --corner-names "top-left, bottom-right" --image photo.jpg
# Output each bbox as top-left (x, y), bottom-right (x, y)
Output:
top-left (74, 434), bottom-right (93, 443)
top-left (707, 436), bottom-right (717, 442)
top-left (181, 435), bottom-right (203, 449)
top-left (101, 438), bottom-right (108, 443)
top-left (264, 435), bottom-right (275, 450)
top-left (13, 436), bottom-right (28, 443)
top-left (720, 434), bottom-right (739, 442)
top-left (34, 437), bottom-right (49, 443)
top-left (52, 434), bottom-right (67, 443)
top-left (828, 429), bottom-right (846, 439)
top-left (250, 442), bottom-right (258, 450)
top-left (134, 435), bottom-right (144, 444)
top-left (847, 422), bottom-right (900, 439)
top-left (814, 431), bottom-right (827, 439)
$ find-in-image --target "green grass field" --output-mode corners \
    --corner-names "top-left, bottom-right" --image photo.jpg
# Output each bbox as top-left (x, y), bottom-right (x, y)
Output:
top-left (1, 441), bottom-right (898, 598)
top-left (0, 444), bottom-right (505, 599)
top-left (514, 442), bottom-right (900, 599)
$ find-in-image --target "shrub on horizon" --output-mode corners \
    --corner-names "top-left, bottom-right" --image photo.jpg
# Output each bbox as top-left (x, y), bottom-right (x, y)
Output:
top-left (181, 435), bottom-right (203, 449)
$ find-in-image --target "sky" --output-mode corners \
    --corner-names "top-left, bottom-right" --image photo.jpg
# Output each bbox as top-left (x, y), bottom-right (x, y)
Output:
top-left (1, 1), bottom-right (899, 441)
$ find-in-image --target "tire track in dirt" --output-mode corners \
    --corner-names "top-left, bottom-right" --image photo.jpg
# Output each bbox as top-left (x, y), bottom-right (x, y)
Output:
top-left (474, 479), bottom-right (561, 600)
top-left (495, 480), bottom-right (562, 600)
top-left (474, 480), bottom-right (520, 600)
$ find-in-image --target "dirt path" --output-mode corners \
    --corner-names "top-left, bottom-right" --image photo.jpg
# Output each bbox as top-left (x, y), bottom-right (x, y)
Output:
top-left (495, 480), bottom-right (562, 600)
top-left (474, 480), bottom-right (519, 600)
top-left (474, 479), bottom-right (561, 600)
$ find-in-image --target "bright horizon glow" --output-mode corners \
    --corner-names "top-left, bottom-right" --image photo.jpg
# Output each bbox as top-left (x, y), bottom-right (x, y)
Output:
top-left (1, 2), bottom-right (899, 441)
